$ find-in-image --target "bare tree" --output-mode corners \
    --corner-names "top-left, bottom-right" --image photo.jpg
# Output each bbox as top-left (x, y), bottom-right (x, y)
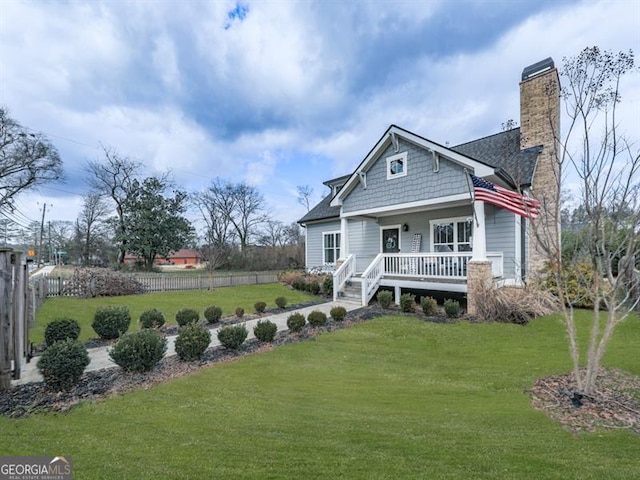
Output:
top-left (192, 183), bottom-right (234, 271)
top-left (0, 108), bottom-right (63, 210)
top-left (258, 219), bottom-right (285, 248)
top-left (75, 192), bottom-right (111, 266)
top-left (200, 178), bottom-right (267, 253)
top-left (535, 47), bottom-right (639, 396)
top-left (85, 145), bottom-right (142, 264)
top-left (297, 185), bottom-right (313, 212)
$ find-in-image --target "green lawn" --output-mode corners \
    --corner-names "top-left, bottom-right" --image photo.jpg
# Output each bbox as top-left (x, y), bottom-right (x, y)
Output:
top-left (32, 283), bottom-right (318, 343)
top-left (5, 311), bottom-right (639, 479)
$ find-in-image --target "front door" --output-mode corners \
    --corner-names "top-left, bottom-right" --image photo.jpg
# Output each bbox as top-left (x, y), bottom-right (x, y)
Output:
top-left (382, 227), bottom-right (400, 253)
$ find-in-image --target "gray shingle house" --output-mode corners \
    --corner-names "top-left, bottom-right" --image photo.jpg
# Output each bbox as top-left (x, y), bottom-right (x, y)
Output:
top-left (299, 58), bottom-right (560, 312)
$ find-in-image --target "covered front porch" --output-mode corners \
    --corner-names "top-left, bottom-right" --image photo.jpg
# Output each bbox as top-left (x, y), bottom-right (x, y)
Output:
top-left (333, 250), bottom-right (503, 306)
top-left (331, 198), bottom-right (512, 306)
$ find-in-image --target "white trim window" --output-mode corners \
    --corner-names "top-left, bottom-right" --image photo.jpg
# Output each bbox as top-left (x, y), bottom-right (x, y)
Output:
top-left (430, 217), bottom-right (473, 253)
top-left (386, 152), bottom-right (407, 179)
top-left (323, 231), bottom-right (341, 265)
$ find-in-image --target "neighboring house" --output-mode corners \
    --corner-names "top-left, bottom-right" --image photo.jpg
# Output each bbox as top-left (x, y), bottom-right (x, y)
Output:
top-left (298, 58), bottom-right (560, 313)
top-left (123, 248), bottom-right (202, 266)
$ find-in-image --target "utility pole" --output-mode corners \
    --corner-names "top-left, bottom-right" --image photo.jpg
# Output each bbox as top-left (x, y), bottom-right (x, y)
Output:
top-left (36, 203), bottom-right (47, 267)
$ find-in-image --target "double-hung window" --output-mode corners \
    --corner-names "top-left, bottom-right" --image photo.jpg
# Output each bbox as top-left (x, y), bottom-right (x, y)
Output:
top-left (431, 218), bottom-right (472, 252)
top-left (323, 231), bottom-right (341, 265)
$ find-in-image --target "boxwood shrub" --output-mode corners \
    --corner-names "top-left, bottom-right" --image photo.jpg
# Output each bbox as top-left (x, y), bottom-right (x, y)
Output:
top-left (44, 317), bottom-right (81, 346)
top-left (204, 305), bottom-right (223, 324)
top-left (253, 320), bottom-right (278, 342)
top-left (92, 306), bottom-right (131, 340)
top-left (217, 324), bottom-right (248, 350)
top-left (37, 339), bottom-right (90, 391)
top-left (307, 310), bottom-right (327, 327)
top-left (176, 308), bottom-right (199, 327)
top-left (421, 296), bottom-right (438, 315)
top-left (330, 306), bottom-right (347, 322)
top-left (377, 290), bottom-right (393, 309)
top-left (400, 293), bottom-right (416, 313)
top-left (139, 308), bottom-right (165, 329)
top-left (254, 301), bottom-right (267, 313)
top-left (175, 324), bottom-right (211, 361)
top-left (286, 313), bottom-right (306, 332)
top-left (275, 296), bottom-right (288, 309)
top-left (444, 299), bottom-right (461, 318)
top-left (109, 329), bottom-right (167, 372)
top-left (235, 307), bottom-right (245, 318)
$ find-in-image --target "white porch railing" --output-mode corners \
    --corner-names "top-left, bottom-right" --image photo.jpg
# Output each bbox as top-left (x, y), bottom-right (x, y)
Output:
top-left (381, 252), bottom-right (503, 280)
top-left (332, 254), bottom-right (356, 302)
top-left (361, 253), bottom-right (384, 305)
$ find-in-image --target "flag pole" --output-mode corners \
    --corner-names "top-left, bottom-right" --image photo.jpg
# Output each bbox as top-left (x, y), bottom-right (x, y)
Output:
top-left (464, 169), bottom-right (480, 228)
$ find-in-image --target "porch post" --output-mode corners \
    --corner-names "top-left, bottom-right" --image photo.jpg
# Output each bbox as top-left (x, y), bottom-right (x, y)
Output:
top-left (468, 200), bottom-right (491, 316)
top-left (471, 200), bottom-right (487, 261)
top-left (339, 217), bottom-right (348, 260)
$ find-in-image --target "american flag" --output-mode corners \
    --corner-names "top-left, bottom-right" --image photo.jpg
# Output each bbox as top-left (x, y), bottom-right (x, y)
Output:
top-left (470, 174), bottom-right (541, 220)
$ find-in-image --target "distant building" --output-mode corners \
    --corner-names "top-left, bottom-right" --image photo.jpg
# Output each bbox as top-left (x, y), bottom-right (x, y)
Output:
top-left (123, 248), bottom-right (202, 266)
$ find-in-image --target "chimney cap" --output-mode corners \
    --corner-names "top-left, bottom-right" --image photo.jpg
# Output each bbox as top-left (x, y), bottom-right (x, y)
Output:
top-left (521, 57), bottom-right (555, 81)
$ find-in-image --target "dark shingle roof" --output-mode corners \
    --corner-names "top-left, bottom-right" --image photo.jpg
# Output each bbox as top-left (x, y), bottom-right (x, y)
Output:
top-left (451, 128), bottom-right (540, 187)
top-left (298, 194), bottom-right (341, 224)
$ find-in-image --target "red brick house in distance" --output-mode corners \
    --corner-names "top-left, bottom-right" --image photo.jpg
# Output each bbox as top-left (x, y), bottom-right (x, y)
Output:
top-left (123, 249), bottom-right (202, 267)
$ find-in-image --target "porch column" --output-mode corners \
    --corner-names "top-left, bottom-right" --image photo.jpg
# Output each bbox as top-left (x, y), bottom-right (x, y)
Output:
top-left (471, 200), bottom-right (487, 261)
top-left (339, 217), bottom-right (348, 260)
top-left (468, 200), bottom-right (491, 316)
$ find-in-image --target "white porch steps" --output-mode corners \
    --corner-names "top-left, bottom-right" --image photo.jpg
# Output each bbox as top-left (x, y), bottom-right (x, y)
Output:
top-left (337, 278), bottom-right (363, 305)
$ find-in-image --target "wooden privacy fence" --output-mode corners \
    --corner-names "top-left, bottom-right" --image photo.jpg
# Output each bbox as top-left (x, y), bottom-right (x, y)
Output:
top-left (37, 271), bottom-right (281, 297)
top-left (0, 249), bottom-right (31, 390)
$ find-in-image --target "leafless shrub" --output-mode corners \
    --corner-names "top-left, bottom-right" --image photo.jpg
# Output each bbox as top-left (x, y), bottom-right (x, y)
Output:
top-left (476, 284), bottom-right (560, 325)
top-left (62, 268), bottom-right (145, 298)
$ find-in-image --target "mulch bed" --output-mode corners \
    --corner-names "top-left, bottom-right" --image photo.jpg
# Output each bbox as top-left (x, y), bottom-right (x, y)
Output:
top-left (5, 305), bottom-right (640, 436)
top-left (528, 368), bottom-right (640, 434)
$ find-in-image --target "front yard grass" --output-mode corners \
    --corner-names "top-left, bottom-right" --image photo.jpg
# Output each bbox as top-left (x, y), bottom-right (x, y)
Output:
top-left (32, 283), bottom-right (318, 343)
top-left (5, 312), bottom-right (639, 479)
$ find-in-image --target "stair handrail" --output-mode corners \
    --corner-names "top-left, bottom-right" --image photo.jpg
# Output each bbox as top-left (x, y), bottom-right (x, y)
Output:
top-left (361, 253), bottom-right (384, 305)
top-left (332, 254), bottom-right (355, 302)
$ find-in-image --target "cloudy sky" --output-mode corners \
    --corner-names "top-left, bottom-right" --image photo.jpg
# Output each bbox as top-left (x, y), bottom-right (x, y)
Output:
top-left (1, 0), bottom-right (639, 233)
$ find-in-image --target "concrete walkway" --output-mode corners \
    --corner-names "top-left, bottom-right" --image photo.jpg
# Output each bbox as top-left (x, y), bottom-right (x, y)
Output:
top-left (13, 300), bottom-right (361, 386)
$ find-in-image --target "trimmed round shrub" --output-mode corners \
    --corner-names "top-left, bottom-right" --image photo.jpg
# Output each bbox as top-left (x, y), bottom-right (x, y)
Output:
top-left (139, 308), bottom-right (165, 329)
top-left (275, 296), bottom-right (287, 309)
top-left (400, 293), bottom-right (416, 313)
top-left (254, 301), bottom-right (267, 313)
top-left (217, 324), bottom-right (248, 350)
top-left (330, 306), bottom-right (347, 322)
top-left (44, 317), bottom-right (81, 346)
top-left (175, 324), bottom-right (211, 361)
top-left (322, 276), bottom-right (333, 295)
top-left (444, 299), bottom-right (461, 318)
top-left (235, 307), bottom-right (245, 318)
top-left (308, 280), bottom-right (321, 295)
top-left (377, 290), bottom-right (393, 309)
top-left (109, 329), bottom-right (167, 372)
top-left (421, 296), bottom-right (438, 315)
top-left (176, 308), bottom-right (199, 327)
top-left (286, 312), bottom-right (306, 332)
top-left (204, 305), bottom-right (223, 324)
top-left (92, 306), bottom-right (131, 340)
top-left (37, 339), bottom-right (90, 391)
top-left (307, 310), bottom-right (327, 327)
top-left (253, 320), bottom-right (278, 342)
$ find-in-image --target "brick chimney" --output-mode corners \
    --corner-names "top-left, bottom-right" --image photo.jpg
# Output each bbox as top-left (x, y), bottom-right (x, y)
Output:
top-left (519, 57), bottom-right (561, 278)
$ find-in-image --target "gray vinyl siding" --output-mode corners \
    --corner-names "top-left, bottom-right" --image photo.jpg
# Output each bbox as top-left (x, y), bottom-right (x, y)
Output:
top-left (346, 218), bottom-right (379, 271)
top-left (305, 220), bottom-right (341, 270)
top-left (342, 138), bottom-right (470, 214)
top-left (485, 204), bottom-right (516, 280)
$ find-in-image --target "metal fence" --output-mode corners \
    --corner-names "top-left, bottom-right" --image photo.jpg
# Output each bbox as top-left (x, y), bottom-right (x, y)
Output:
top-left (34, 271), bottom-right (281, 297)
